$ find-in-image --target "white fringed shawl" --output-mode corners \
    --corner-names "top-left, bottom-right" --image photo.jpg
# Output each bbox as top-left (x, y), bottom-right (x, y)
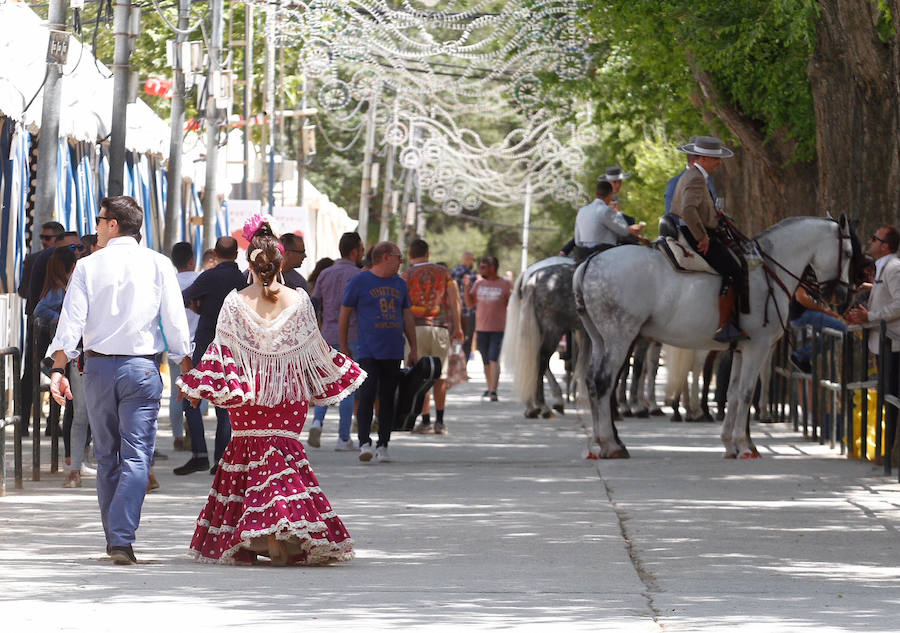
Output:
top-left (209, 289), bottom-right (350, 407)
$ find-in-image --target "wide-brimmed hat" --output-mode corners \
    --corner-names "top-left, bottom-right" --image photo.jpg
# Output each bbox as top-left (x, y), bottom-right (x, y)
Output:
top-left (598, 165), bottom-right (632, 182)
top-left (677, 136), bottom-right (734, 158)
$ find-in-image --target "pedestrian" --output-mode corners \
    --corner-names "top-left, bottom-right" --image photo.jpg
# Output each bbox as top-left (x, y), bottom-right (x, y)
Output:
top-left (46, 195), bottom-right (191, 564)
top-left (308, 257), bottom-right (335, 292)
top-left (308, 232), bottom-right (363, 450)
top-left (177, 214), bottom-right (364, 565)
top-left (201, 248), bottom-right (217, 270)
top-left (279, 232), bottom-right (310, 294)
top-left (168, 241), bottom-right (200, 452)
top-left (450, 251), bottom-right (478, 359)
top-left (175, 236), bottom-right (248, 476)
top-left (403, 239), bottom-right (463, 435)
top-left (466, 256), bottom-right (512, 401)
top-left (847, 225), bottom-right (900, 463)
top-left (339, 241), bottom-right (417, 462)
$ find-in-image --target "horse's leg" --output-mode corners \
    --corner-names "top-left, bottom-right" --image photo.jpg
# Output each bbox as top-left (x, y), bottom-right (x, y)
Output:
top-left (687, 352), bottom-right (704, 420)
top-left (725, 344), bottom-right (771, 458)
top-left (631, 338), bottom-right (650, 417)
top-left (545, 368), bottom-right (566, 415)
top-left (645, 342), bottom-right (664, 416)
top-left (700, 351), bottom-right (717, 421)
top-left (616, 357), bottom-right (630, 417)
top-left (756, 354), bottom-right (773, 423)
top-left (580, 320), bottom-right (633, 458)
top-left (535, 337), bottom-right (559, 418)
top-left (721, 351), bottom-right (744, 456)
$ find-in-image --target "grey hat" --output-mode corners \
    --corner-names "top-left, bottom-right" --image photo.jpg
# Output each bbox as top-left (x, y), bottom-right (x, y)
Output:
top-left (677, 136), bottom-right (734, 158)
top-left (599, 165), bottom-right (632, 182)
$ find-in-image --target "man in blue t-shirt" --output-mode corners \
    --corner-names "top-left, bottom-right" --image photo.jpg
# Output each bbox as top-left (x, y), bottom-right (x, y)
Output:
top-left (340, 241), bottom-right (417, 463)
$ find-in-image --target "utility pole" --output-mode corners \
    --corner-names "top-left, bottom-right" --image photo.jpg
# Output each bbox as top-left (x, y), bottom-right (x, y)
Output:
top-left (202, 0), bottom-right (225, 249)
top-left (108, 2), bottom-right (136, 197)
top-left (32, 0), bottom-right (68, 246)
top-left (357, 89), bottom-right (379, 246)
top-left (520, 176), bottom-right (532, 273)
top-left (264, 1), bottom-right (277, 212)
top-left (378, 141), bottom-right (395, 242)
top-left (242, 2), bottom-right (253, 200)
top-left (295, 73), bottom-right (307, 207)
top-left (163, 0), bottom-right (192, 254)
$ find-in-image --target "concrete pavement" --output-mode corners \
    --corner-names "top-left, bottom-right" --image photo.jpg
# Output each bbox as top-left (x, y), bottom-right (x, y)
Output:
top-left (1, 361), bottom-right (899, 632)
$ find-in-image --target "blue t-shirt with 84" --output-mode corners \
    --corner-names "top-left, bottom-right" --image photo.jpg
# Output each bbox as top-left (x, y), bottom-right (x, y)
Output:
top-left (341, 270), bottom-right (411, 360)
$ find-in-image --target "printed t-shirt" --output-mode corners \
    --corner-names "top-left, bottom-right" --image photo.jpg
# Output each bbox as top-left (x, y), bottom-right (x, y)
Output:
top-left (402, 262), bottom-right (452, 328)
top-left (342, 270), bottom-right (411, 360)
top-left (470, 277), bottom-right (512, 332)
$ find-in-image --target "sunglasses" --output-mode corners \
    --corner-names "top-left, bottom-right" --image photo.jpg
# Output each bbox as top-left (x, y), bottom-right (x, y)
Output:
top-left (39, 234), bottom-right (55, 241)
top-left (66, 244), bottom-right (85, 252)
top-left (96, 214), bottom-right (112, 223)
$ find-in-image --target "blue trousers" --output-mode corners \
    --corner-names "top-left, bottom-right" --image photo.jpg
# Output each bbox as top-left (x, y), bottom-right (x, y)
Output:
top-left (312, 342), bottom-right (358, 441)
top-left (791, 311), bottom-right (847, 362)
top-left (83, 355), bottom-right (162, 547)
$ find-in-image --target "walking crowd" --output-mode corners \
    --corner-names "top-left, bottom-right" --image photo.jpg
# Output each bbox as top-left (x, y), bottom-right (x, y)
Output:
top-left (19, 196), bottom-right (512, 566)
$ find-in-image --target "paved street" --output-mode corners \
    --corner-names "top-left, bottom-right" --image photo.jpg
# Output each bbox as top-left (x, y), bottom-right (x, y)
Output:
top-left (2, 361), bottom-right (899, 632)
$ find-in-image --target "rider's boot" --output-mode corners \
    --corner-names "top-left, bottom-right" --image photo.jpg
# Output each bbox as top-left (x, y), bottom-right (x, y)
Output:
top-left (713, 287), bottom-right (749, 343)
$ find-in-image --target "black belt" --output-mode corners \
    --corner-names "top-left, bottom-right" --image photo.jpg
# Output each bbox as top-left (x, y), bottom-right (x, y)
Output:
top-left (85, 350), bottom-right (158, 361)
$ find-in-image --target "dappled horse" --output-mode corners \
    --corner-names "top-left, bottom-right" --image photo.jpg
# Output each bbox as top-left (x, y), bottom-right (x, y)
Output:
top-left (504, 257), bottom-right (583, 418)
top-left (574, 216), bottom-right (858, 458)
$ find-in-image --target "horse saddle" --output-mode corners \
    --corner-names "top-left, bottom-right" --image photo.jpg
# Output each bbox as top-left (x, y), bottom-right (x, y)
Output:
top-left (653, 236), bottom-right (717, 275)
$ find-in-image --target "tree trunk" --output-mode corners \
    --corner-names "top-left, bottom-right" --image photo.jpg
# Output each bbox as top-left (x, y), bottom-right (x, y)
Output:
top-left (688, 67), bottom-right (818, 235)
top-left (809, 0), bottom-right (900, 235)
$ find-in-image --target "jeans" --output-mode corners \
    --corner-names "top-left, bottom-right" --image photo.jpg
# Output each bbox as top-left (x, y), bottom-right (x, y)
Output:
top-left (791, 311), bottom-right (847, 363)
top-left (184, 401), bottom-right (231, 463)
top-left (66, 362), bottom-right (91, 471)
top-left (356, 358), bottom-right (401, 448)
top-left (313, 342), bottom-right (358, 441)
top-left (82, 355), bottom-right (162, 547)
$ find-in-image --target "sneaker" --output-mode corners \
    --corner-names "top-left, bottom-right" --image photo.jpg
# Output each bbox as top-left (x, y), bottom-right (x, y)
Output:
top-left (375, 446), bottom-right (392, 463)
top-left (433, 422), bottom-right (448, 435)
top-left (307, 422), bottom-right (323, 448)
top-left (790, 352), bottom-right (812, 374)
top-left (359, 443), bottom-right (374, 462)
top-left (490, 391), bottom-right (498, 402)
top-left (411, 422), bottom-right (435, 434)
top-left (334, 438), bottom-right (356, 451)
top-left (108, 544), bottom-right (137, 565)
top-left (80, 463), bottom-right (97, 476)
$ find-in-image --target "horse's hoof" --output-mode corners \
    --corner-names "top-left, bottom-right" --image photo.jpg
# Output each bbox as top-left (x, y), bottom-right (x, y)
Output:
top-left (715, 411), bottom-right (726, 421)
top-left (524, 409), bottom-right (540, 419)
top-left (723, 452), bottom-right (737, 459)
top-left (700, 413), bottom-right (714, 422)
top-left (605, 447), bottom-right (630, 459)
top-left (649, 408), bottom-right (664, 417)
top-left (583, 445), bottom-right (602, 460)
top-left (633, 408), bottom-right (649, 418)
top-left (739, 451), bottom-right (760, 459)
top-left (758, 416), bottom-right (773, 424)
top-left (540, 409), bottom-right (554, 419)
top-left (670, 414), bottom-right (683, 422)
top-left (620, 408), bottom-right (633, 418)
top-left (552, 404), bottom-right (565, 414)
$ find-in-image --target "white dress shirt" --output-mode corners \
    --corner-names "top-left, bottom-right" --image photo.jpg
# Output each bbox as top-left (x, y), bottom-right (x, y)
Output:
top-left (867, 253), bottom-right (900, 354)
top-left (176, 270), bottom-right (201, 343)
top-left (47, 236), bottom-right (192, 362)
top-left (574, 198), bottom-right (630, 248)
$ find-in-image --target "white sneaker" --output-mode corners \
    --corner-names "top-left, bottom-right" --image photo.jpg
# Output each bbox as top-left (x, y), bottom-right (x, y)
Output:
top-left (80, 463), bottom-right (97, 476)
top-left (307, 421), bottom-right (323, 448)
top-left (358, 443), bottom-right (374, 462)
top-left (375, 446), bottom-right (392, 463)
top-left (334, 438), bottom-right (356, 451)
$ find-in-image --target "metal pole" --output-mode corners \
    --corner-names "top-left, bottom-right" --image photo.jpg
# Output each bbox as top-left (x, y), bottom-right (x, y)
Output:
top-left (32, 0), bottom-right (68, 241)
top-left (358, 89), bottom-right (379, 246)
top-left (265, 2), bottom-right (277, 212)
top-left (521, 176), bottom-right (532, 273)
top-left (379, 141), bottom-right (395, 242)
top-left (296, 73), bottom-right (306, 207)
top-left (163, 0), bottom-right (191, 254)
top-left (202, 0), bottom-right (225, 249)
top-left (242, 3), bottom-right (253, 200)
top-left (108, 1), bottom-right (134, 197)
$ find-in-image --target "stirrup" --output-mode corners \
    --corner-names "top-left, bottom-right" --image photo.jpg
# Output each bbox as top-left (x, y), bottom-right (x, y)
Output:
top-left (714, 322), bottom-right (750, 343)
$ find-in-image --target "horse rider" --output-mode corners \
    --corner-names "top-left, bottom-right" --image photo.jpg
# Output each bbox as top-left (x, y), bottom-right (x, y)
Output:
top-left (669, 136), bottom-right (748, 343)
top-left (561, 167), bottom-right (643, 260)
top-left (660, 137), bottom-right (719, 239)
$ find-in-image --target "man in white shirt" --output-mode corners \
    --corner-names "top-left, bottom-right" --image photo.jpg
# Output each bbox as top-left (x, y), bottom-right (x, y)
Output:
top-left (47, 196), bottom-right (191, 565)
top-left (169, 242), bottom-right (200, 452)
top-left (572, 179), bottom-right (642, 263)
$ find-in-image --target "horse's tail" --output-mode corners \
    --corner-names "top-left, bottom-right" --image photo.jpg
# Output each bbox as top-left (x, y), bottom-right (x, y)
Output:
top-left (663, 345), bottom-right (694, 403)
top-left (573, 327), bottom-right (593, 413)
top-left (503, 272), bottom-right (542, 404)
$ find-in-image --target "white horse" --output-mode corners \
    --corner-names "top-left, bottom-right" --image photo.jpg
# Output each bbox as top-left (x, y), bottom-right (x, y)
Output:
top-left (574, 216), bottom-right (856, 459)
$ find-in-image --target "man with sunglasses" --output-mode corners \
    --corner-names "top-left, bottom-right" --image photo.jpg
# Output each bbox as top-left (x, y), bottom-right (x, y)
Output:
top-left (279, 232), bottom-right (310, 294)
top-left (46, 196), bottom-right (191, 565)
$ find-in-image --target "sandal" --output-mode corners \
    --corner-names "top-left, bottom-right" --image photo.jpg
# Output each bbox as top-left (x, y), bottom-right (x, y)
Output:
top-left (62, 471), bottom-right (82, 489)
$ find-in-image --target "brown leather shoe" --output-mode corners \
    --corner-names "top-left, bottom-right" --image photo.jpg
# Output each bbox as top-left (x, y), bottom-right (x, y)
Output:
top-left (147, 472), bottom-right (160, 492)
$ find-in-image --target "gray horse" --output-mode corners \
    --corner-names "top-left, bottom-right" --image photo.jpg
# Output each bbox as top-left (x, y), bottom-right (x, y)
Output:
top-left (504, 257), bottom-right (584, 418)
top-left (575, 216), bottom-right (857, 459)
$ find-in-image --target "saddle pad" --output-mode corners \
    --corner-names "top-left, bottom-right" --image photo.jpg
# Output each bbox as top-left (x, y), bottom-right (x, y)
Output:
top-left (393, 356), bottom-right (442, 431)
top-left (655, 237), bottom-right (717, 275)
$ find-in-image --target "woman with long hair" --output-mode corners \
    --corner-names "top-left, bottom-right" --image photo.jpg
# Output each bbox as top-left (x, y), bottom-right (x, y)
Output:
top-left (33, 247), bottom-right (77, 323)
top-left (178, 215), bottom-right (365, 565)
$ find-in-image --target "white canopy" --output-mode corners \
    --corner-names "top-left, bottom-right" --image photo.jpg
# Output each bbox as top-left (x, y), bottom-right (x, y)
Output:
top-left (0, 0), bottom-right (170, 156)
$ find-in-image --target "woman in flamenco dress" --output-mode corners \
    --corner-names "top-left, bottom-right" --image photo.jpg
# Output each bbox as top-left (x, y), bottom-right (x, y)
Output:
top-left (177, 216), bottom-right (366, 565)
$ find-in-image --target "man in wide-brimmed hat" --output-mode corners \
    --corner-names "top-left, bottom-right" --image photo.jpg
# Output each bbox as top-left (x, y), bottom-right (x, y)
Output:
top-left (670, 136), bottom-right (747, 343)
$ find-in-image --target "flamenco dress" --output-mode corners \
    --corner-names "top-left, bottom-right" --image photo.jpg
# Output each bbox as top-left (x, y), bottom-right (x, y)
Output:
top-left (177, 290), bottom-right (366, 565)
